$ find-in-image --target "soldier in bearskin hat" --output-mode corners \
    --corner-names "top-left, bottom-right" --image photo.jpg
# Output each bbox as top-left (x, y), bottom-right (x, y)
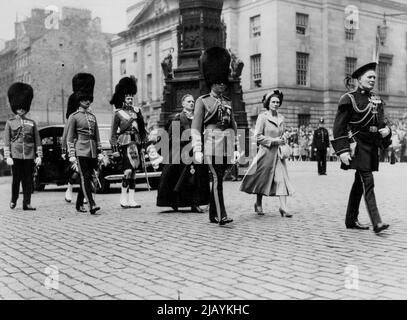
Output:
top-left (191, 47), bottom-right (241, 226)
top-left (109, 76), bottom-right (148, 208)
top-left (4, 82), bottom-right (42, 210)
top-left (66, 73), bottom-right (103, 215)
top-left (61, 74), bottom-right (85, 205)
top-left (331, 62), bottom-right (391, 233)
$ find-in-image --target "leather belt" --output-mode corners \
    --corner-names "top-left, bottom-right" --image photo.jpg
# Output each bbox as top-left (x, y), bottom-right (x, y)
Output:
top-left (77, 135), bottom-right (95, 141)
top-left (357, 126), bottom-right (378, 133)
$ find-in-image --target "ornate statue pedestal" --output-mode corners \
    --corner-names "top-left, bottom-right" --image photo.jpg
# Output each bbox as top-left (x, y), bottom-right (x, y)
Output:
top-left (158, 0), bottom-right (248, 131)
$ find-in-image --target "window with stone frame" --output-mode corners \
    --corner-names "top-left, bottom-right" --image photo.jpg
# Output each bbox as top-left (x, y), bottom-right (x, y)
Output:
top-left (133, 52), bottom-right (138, 63)
top-left (250, 54), bottom-right (262, 88)
top-left (378, 54), bottom-right (393, 92)
top-left (250, 15), bottom-right (261, 38)
top-left (120, 59), bottom-right (126, 75)
top-left (298, 114), bottom-right (310, 127)
top-left (345, 28), bottom-right (355, 40)
top-left (345, 57), bottom-right (357, 77)
top-left (296, 13), bottom-right (308, 35)
top-left (296, 52), bottom-right (309, 86)
top-left (147, 74), bottom-right (152, 101)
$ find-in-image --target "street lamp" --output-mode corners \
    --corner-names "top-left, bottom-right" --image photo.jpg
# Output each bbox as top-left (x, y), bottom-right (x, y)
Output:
top-left (378, 12), bottom-right (407, 45)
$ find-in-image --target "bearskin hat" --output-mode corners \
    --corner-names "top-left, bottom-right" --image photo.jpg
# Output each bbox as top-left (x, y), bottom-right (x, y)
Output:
top-left (200, 47), bottom-right (231, 88)
top-left (72, 73), bottom-right (95, 103)
top-left (110, 76), bottom-right (137, 108)
top-left (66, 94), bottom-right (78, 119)
top-left (7, 82), bottom-right (34, 114)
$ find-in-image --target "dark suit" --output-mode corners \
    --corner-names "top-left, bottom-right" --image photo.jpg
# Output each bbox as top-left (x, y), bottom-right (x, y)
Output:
top-left (312, 126), bottom-right (329, 174)
top-left (191, 93), bottom-right (238, 222)
top-left (331, 87), bottom-right (391, 228)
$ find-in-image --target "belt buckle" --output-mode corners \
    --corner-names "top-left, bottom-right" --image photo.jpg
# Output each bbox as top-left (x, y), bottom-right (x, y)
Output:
top-left (369, 126), bottom-right (378, 132)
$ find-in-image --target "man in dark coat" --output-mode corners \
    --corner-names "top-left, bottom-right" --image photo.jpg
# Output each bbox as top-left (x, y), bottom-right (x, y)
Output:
top-left (156, 94), bottom-right (210, 212)
top-left (331, 62), bottom-right (391, 233)
top-left (191, 47), bottom-right (241, 226)
top-left (312, 117), bottom-right (330, 175)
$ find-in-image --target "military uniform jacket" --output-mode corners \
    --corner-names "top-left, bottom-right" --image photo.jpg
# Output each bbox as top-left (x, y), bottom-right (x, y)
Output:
top-left (4, 115), bottom-right (42, 160)
top-left (312, 127), bottom-right (330, 150)
top-left (331, 87), bottom-right (391, 171)
top-left (110, 107), bottom-right (147, 148)
top-left (66, 110), bottom-right (101, 158)
top-left (191, 93), bottom-right (238, 157)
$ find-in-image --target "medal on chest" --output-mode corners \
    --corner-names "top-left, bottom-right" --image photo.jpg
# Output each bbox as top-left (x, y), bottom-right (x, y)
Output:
top-left (218, 103), bottom-right (231, 126)
top-left (368, 94), bottom-right (381, 115)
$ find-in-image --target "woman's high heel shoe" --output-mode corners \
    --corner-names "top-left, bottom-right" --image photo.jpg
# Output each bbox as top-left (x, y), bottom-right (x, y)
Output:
top-left (254, 204), bottom-right (264, 215)
top-left (279, 208), bottom-right (292, 218)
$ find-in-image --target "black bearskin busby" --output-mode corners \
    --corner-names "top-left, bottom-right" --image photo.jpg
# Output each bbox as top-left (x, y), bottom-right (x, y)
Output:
top-left (7, 82), bottom-right (34, 114)
top-left (72, 73), bottom-right (95, 103)
top-left (66, 94), bottom-right (78, 120)
top-left (200, 47), bottom-right (231, 89)
top-left (110, 76), bottom-right (137, 109)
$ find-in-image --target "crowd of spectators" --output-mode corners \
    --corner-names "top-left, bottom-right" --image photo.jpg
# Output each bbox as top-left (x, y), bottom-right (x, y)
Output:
top-left (281, 125), bottom-right (336, 162)
top-left (282, 114), bottom-right (407, 163)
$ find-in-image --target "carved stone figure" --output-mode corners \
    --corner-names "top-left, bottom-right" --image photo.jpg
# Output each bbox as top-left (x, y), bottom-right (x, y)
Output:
top-left (161, 48), bottom-right (174, 79)
top-left (229, 49), bottom-right (244, 79)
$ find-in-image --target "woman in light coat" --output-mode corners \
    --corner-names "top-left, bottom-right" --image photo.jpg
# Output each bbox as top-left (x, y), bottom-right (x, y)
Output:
top-left (240, 90), bottom-right (294, 216)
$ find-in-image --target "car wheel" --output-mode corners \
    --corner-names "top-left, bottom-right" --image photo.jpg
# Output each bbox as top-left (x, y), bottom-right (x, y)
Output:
top-left (33, 174), bottom-right (45, 191)
top-left (148, 177), bottom-right (160, 190)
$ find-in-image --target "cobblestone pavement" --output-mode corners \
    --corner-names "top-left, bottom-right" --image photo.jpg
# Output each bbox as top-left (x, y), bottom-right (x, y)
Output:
top-left (0, 161), bottom-right (406, 300)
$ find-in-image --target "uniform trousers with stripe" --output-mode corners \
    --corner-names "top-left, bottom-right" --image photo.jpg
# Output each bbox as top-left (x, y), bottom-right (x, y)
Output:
top-left (207, 156), bottom-right (231, 221)
top-left (345, 170), bottom-right (382, 227)
top-left (315, 149), bottom-right (327, 174)
top-left (11, 158), bottom-right (34, 206)
top-left (76, 157), bottom-right (98, 208)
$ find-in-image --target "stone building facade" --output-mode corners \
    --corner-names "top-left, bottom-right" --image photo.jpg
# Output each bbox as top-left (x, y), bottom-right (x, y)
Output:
top-left (0, 7), bottom-right (114, 133)
top-left (113, 0), bottom-right (407, 129)
top-left (111, 0), bottom-right (179, 129)
top-left (0, 40), bottom-right (16, 131)
top-left (224, 0), bottom-right (407, 129)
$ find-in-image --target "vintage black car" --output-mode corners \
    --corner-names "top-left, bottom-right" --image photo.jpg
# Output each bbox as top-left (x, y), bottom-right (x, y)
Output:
top-left (34, 124), bottom-right (162, 193)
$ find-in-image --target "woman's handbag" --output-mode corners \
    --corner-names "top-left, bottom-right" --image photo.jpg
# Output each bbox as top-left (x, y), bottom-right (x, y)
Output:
top-left (278, 143), bottom-right (291, 160)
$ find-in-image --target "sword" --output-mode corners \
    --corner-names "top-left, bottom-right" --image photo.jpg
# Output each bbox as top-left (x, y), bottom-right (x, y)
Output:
top-left (93, 169), bottom-right (102, 190)
top-left (140, 148), bottom-right (151, 191)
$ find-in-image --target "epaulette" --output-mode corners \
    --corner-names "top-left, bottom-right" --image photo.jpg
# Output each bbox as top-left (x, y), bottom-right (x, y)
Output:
top-left (200, 94), bottom-right (211, 100)
top-left (71, 110), bottom-right (80, 116)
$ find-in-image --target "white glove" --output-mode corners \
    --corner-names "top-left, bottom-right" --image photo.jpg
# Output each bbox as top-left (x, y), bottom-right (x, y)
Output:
top-left (61, 154), bottom-right (66, 160)
top-left (69, 156), bottom-right (77, 163)
top-left (194, 151), bottom-right (203, 164)
top-left (97, 153), bottom-right (104, 161)
top-left (339, 152), bottom-right (352, 166)
top-left (35, 157), bottom-right (42, 166)
top-left (112, 152), bottom-right (120, 158)
top-left (379, 127), bottom-right (390, 138)
top-left (231, 151), bottom-right (241, 164)
top-left (6, 158), bottom-right (14, 166)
